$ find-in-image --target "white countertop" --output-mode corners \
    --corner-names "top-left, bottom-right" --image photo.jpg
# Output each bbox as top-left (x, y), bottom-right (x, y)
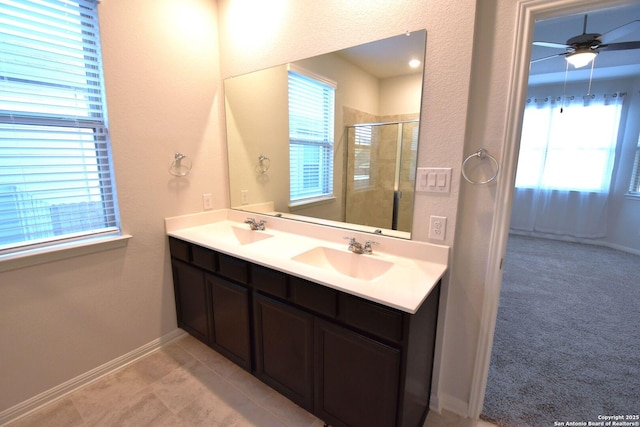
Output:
top-left (165, 209), bottom-right (448, 314)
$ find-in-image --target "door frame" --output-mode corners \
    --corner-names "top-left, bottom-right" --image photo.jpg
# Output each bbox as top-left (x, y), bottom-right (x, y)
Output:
top-left (468, 0), bottom-right (637, 418)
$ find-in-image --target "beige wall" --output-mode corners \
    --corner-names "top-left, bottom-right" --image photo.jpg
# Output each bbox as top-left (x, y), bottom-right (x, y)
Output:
top-left (0, 0), bottom-right (226, 412)
top-left (225, 64), bottom-right (290, 209)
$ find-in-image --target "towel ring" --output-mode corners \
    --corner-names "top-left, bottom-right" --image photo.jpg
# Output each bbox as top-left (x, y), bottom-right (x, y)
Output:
top-left (256, 155), bottom-right (270, 174)
top-left (169, 152), bottom-right (192, 177)
top-left (462, 149), bottom-right (499, 185)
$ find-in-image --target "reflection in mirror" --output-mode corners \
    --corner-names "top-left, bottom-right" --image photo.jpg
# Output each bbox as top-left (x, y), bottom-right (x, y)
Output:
top-left (224, 30), bottom-right (426, 238)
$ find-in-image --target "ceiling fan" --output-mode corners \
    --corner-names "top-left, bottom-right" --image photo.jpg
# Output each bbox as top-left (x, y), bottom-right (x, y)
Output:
top-left (531, 15), bottom-right (640, 68)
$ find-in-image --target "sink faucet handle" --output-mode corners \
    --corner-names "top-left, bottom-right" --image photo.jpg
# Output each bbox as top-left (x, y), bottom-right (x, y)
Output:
top-left (364, 240), bottom-right (379, 254)
top-left (245, 218), bottom-right (265, 230)
top-left (344, 236), bottom-right (365, 254)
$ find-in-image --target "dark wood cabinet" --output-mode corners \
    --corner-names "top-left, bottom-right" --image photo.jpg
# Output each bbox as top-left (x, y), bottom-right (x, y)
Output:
top-left (171, 259), bottom-right (211, 344)
top-left (254, 294), bottom-right (314, 410)
top-left (209, 274), bottom-right (252, 371)
top-left (168, 236), bottom-right (440, 427)
top-left (315, 318), bottom-right (400, 427)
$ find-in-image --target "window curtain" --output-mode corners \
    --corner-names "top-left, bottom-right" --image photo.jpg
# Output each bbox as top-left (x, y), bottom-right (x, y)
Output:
top-left (510, 92), bottom-right (624, 239)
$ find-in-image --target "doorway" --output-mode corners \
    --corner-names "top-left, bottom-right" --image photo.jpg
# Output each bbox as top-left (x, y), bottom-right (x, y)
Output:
top-left (485, 2), bottom-right (640, 425)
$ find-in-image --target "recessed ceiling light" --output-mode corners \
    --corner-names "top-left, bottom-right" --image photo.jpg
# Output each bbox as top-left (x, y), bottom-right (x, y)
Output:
top-left (409, 58), bottom-right (421, 68)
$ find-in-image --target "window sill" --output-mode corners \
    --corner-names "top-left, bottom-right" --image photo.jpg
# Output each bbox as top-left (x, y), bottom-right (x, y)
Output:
top-left (0, 234), bottom-right (132, 273)
top-left (624, 193), bottom-right (640, 201)
top-left (289, 196), bottom-right (336, 211)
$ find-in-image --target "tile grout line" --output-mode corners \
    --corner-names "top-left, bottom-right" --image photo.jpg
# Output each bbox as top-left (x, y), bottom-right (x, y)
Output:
top-left (174, 337), bottom-right (305, 426)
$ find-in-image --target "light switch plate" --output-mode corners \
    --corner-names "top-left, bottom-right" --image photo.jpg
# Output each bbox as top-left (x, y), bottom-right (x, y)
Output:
top-left (416, 167), bottom-right (452, 193)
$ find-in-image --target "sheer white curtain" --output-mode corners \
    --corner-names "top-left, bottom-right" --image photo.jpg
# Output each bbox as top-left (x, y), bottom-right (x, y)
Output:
top-left (510, 92), bottom-right (625, 238)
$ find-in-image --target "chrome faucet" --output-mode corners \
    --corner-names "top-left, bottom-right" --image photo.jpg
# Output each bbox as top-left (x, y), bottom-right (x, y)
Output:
top-left (344, 237), bottom-right (379, 254)
top-left (363, 240), bottom-right (379, 254)
top-left (245, 218), bottom-right (266, 231)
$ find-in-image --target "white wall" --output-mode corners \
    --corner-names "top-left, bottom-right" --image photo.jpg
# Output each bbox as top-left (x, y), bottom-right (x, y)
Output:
top-left (379, 73), bottom-right (424, 116)
top-left (0, 0), bottom-right (225, 413)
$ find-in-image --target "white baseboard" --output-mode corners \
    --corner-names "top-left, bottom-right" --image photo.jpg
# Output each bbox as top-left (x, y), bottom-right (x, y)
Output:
top-left (431, 392), bottom-right (470, 418)
top-left (509, 230), bottom-right (640, 256)
top-left (0, 328), bottom-right (186, 426)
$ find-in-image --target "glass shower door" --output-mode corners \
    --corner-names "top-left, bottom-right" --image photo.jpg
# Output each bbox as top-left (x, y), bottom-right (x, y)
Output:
top-left (345, 121), bottom-right (417, 232)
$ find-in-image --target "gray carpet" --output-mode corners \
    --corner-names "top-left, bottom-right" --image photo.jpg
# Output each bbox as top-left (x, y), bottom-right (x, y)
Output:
top-left (482, 235), bottom-right (640, 427)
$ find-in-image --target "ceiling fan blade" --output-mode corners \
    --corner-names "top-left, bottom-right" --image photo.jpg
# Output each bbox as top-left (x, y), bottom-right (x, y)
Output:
top-left (530, 52), bottom-right (567, 63)
top-left (599, 40), bottom-right (640, 51)
top-left (533, 41), bottom-right (570, 49)
top-left (599, 20), bottom-right (640, 43)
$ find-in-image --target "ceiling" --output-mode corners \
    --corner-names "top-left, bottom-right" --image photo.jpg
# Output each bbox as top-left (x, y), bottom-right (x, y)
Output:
top-left (529, 2), bottom-right (640, 85)
top-left (335, 30), bottom-right (426, 79)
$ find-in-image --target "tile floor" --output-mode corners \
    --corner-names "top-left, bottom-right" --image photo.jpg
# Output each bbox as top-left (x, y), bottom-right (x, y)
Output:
top-left (5, 334), bottom-right (495, 427)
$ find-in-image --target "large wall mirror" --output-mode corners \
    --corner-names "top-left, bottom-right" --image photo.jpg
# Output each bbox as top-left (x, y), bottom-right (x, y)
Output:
top-left (224, 30), bottom-right (426, 238)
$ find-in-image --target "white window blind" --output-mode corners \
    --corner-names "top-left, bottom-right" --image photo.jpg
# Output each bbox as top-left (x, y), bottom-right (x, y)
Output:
top-left (0, 0), bottom-right (120, 252)
top-left (629, 143), bottom-right (640, 195)
top-left (353, 125), bottom-right (373, 190)
top-left (288, 68), bottom-right (335, 203)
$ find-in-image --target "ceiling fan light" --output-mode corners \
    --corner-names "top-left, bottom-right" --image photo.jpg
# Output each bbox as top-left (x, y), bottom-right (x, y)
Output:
top-left (565, 50), bottom-right (597, 68)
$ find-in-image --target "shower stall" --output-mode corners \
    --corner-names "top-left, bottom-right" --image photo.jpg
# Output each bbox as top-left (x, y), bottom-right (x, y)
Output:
top-left (345, 119), bottom-right (419, 232)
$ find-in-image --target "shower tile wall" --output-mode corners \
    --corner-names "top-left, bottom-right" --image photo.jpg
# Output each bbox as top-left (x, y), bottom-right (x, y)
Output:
top-left (343, 107), bottom-right (418, 232)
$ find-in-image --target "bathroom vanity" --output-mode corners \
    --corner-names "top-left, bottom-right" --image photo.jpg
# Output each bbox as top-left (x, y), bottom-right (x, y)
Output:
top-left (166, 210), bottom-right (447, 427)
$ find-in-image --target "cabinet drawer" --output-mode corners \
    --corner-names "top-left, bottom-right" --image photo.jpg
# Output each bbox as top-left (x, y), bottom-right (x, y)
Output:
top-left (339, 294), bottom-right (403, 344)
top-left (252, 264), bottom-right (287, 299)
top-left (169, 237), bottom-right (191, 262)
top-left (218, 254), bottom-right (248, 284)
top-left (290, 276), bottom-right (337, 318)
top-left (192, 245), bottom-right (216, 273)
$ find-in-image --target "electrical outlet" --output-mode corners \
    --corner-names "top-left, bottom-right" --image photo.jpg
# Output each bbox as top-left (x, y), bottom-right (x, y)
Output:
top-left (429, 215), bottom-right (446, 241)
top-left (202, 193), bottom-right (213, 210)
top-left (241, 190), bottom-right (249, 205)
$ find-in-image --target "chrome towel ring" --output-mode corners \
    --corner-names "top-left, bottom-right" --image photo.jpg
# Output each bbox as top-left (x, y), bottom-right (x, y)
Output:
top-left (169, 152), bottom-right (192, 177)
top-left (461, 148), bottom-right (499, 185)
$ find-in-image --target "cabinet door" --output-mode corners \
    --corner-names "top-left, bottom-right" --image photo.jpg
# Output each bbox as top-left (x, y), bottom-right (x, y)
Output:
top-left (254, 294), bottom-right (314, 411)
top-left (208, 274), bottom-right (252, 371)
top-left (172, 259), bottom-right (211, 344)
top-left (315, 318), bottom-right (400, 427)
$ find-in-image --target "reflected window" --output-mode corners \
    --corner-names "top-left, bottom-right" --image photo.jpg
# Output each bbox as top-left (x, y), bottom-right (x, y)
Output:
top-left (288, 67), bottom-right (335, 204)
top-left (629, 142), bottom-right (640, 195)
top-left (353, 125), bottom-right (373, 190)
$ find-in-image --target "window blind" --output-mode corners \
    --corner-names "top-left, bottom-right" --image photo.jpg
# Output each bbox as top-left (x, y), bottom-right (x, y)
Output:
top-left (288, 69), bottom-right (335, 202)
top-left (629, 144), bottom-right (640, 194)
top-left (0, 0), bottom-right (120, 252)
top-left (352, 125), bottom-right (373, 190)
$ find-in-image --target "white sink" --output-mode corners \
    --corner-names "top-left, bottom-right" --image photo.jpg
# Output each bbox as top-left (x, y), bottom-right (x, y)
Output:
top-left (230, 226), bottom-right (273, 245)
top-left (291, 246), bottom-right (393, 281)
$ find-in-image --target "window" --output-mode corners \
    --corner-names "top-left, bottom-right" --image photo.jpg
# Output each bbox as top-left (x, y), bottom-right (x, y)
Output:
top-left (629, 143), bottom-right (640, 195)
top-left (0, 0), bottom-right (120, 253)
top-left (516, 93), bottom-right (624, 192)
top-left (350, 125), bottom-right (374, 190)
top-left (288, 67), bottom-right (335, 203)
